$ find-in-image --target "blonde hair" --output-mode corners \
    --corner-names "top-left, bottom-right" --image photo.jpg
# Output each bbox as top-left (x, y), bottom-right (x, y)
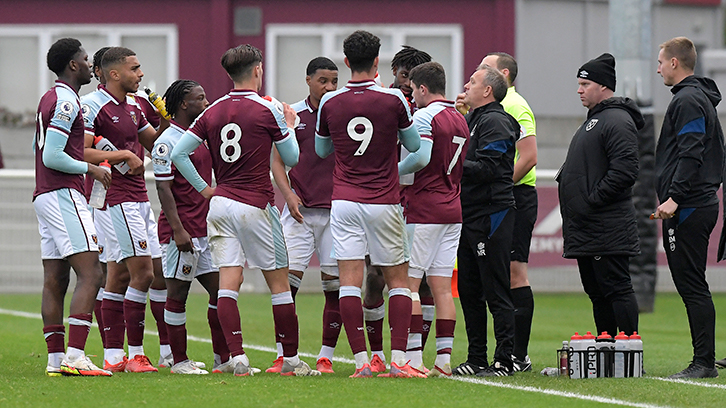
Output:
top-left (660, 37), bottom-right (697, 71)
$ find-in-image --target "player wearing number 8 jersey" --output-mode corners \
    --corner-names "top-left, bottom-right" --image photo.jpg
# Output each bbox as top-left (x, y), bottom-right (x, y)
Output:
top-left (172, 44), bottom-right (319, 377)
top-left (316, 30), bottom-right (423, 378)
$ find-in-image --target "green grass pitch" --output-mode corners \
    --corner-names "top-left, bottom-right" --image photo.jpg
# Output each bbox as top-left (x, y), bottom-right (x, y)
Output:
top-left (1, 291), bottom-right (725, 407)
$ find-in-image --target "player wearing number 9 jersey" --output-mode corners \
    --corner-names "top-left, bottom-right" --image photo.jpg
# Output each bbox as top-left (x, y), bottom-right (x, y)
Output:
top-left (315, 30), bottom-right (424, 378)
top-left (171, 44), bottom-right (320, 377)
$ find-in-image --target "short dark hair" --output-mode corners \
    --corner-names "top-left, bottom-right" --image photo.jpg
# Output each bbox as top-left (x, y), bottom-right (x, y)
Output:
top-left (409, 62), bottom-right (446, 96)
top-left (101, 47), bottom-right (136, 74)
top-left (343, 30), bottom-right (380, 73)
top-left (391, 46), bottom-right (431, 71)
top-left (488, 52), bottom-right (518, 84)
top-left (220, 44), bottom-right (263, 82)
top-left (92, 46), bottom-right (111, 80)
top-left (306, 57), bottom-right (338, 76)
top-left (163, 79), bottom-right (201, 118)
top-left (660, 37), bottom-right (697, 71)
top-left (480, 65), bottom-right (508, 103)
top-left (47, 38), bottom-right (83, 76)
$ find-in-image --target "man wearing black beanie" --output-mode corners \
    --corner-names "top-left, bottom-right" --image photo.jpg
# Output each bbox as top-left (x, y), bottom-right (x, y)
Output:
top-left (557, 53), bottom-right (642, 346)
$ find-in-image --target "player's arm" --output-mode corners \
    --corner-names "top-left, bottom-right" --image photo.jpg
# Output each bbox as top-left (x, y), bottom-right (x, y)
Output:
top-left (83, 133), bottom-right (144, 172)
top-left (276, 131), bottom-right (300, 167)
top-left (399, 137), bottom-right (432, 175)
top-left (44, 101), bottom-right (111, 186)
top-left (156, 179), bottom-right (193, 252)
top-left (315, 94), bottom-right (334, 158)
top-left (271, 145), bottom-right (303, 223)
top-left (170, 131), bottom-right (214, 199)
top-left (512, 135), bottom-right (537, 184)
top-left (400, 111), bottom-right (433, 175)
top-left (398, 124), bottom-right (421, 153)
top-left (43, 130), bottom-right (110, 188)
top-left (153, 139), bottom-right (193, 251)
top-left (315, 135), bottom-right (333, 158)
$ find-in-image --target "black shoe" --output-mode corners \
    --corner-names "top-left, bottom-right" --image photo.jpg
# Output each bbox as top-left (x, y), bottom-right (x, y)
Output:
top-left (715, 358), bottom-right (726, 369)
top-left (512, 355), bottom-right (532, 372)
top-left (668, 362), bottom-right (718, 379)
top-left (452, 361), bottom-right (487, 376)
top-left (476, 361), bottom-right (512, 377)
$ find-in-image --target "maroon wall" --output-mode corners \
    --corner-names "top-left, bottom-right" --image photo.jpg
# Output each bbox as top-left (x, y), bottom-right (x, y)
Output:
top-left (232, 0), bottom-right (515, 95)
top-left (0, 0), bottom-right (514, 100)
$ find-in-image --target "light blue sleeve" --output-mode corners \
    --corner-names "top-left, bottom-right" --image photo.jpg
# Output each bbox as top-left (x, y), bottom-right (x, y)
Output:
top-left (275, 129), bottom-right (300, 167)
top-left (398, 124), bottom-right (421, 153)
top-left (42, 130), bottom-right (89, 174)
top-left (152, 133), bottom-right (174, 180)
top-left (315, 134), bottom-right (333, 158)
top-left (398, 138), bottom-right (432, 175)
top-left (170, 131), bottom-right (206, 192)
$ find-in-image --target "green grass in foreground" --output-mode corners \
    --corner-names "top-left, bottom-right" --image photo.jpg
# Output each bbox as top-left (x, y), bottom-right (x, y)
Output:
top-left (0, 291), bottom-right (725, 407)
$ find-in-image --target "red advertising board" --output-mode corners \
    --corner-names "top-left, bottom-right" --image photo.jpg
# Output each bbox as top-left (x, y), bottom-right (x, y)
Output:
top-left (529, 186), bottom-right (724, 267)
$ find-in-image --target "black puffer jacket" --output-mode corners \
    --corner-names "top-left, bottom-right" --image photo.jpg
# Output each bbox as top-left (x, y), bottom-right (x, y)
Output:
top-left (557, 97), bottom-right (644, 258)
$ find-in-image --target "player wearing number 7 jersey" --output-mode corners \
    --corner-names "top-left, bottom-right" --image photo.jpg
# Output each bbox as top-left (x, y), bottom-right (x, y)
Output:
top-left (399, 62), bottom-right (469, 377)
top-left (315, 30), bottom-right (423, 378)
top-left (171, 44), bottom-right (320, 377)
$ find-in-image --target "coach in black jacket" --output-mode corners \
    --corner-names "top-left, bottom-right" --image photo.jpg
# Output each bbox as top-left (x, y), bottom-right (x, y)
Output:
top-left (454, 65), bottom-right (518, 377)
top-left (558, 53), bottom-right (642, 340)
top-left (654, 37), bottom-right (723, 379)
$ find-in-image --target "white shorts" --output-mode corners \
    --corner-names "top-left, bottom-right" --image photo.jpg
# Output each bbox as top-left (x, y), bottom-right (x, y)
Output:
top-left (107, 201), bottom-right (162, 262)
top-left (281, 204), bottom-right (338, 277)
top-left (34, 188), bottom-right (98, 260)
top-left (92, 207), bottom-right (114, 263)
top-left (407, 223), bottom-right (461, 279)
top-left (161, 236), bottom-right (216, 282)
top-left (207, 196), bottom-right (288, 271)
top-left (330, 200), bottom-right (409, 266)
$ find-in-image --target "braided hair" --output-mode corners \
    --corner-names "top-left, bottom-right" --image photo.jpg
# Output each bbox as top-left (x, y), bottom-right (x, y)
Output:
top-left (92, 46), bottom-right (111, 80)
top-left (391, 46), bottom-right (431, 71)
top-left (163, 79), bottom-right (200, 118)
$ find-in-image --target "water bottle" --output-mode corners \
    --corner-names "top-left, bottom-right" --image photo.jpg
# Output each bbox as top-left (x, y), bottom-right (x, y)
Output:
top-left (559, 340), bottom-right (569, 378)
top-left (614, 332), bottom-right (629, 378)
top-left (93, 136), bottom-right (130, 174)
top-left (583, 331), bottom-right (597, 378)
top-left (144, 86), bottom-right (171, 120)
top-left (569, 332), bottom-right (585, 379)
top-left (89, 161), bottom-right (111, 209)
top-left (629, 332), bottom-right (643, 377)
top-left (596, 332), bottom-right (614, 377)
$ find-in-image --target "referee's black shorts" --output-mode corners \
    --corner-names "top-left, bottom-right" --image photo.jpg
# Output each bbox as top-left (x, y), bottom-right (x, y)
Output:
top-left (510, 184), bottom-right (538, 263)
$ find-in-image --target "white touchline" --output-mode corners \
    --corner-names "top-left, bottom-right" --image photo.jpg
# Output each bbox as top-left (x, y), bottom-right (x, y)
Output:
top-left (0, 307), bottom-right (704, 407)
top-left (451, 376), bottom-right (674, 408)
top-left (652, 377), bottom-right (726, 390)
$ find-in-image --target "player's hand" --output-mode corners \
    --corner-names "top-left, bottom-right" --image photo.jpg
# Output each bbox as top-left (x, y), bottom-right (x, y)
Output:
top-left (87, 164), bottom-right (112, 189)
top-left (455, 93), bottom-right (469, 115)
top-left (125, 151), bottom-right (145, 175)
top-left (285, 192), bottom-right (304, 223)
top-left (653, 197), bottom-right (678, 219)
top-left (200, 186), bottom-right (215, 200)
top-left (282, 102), bottom-right (298, 129)
top-left (173, 228), bottom-right (194, 253)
